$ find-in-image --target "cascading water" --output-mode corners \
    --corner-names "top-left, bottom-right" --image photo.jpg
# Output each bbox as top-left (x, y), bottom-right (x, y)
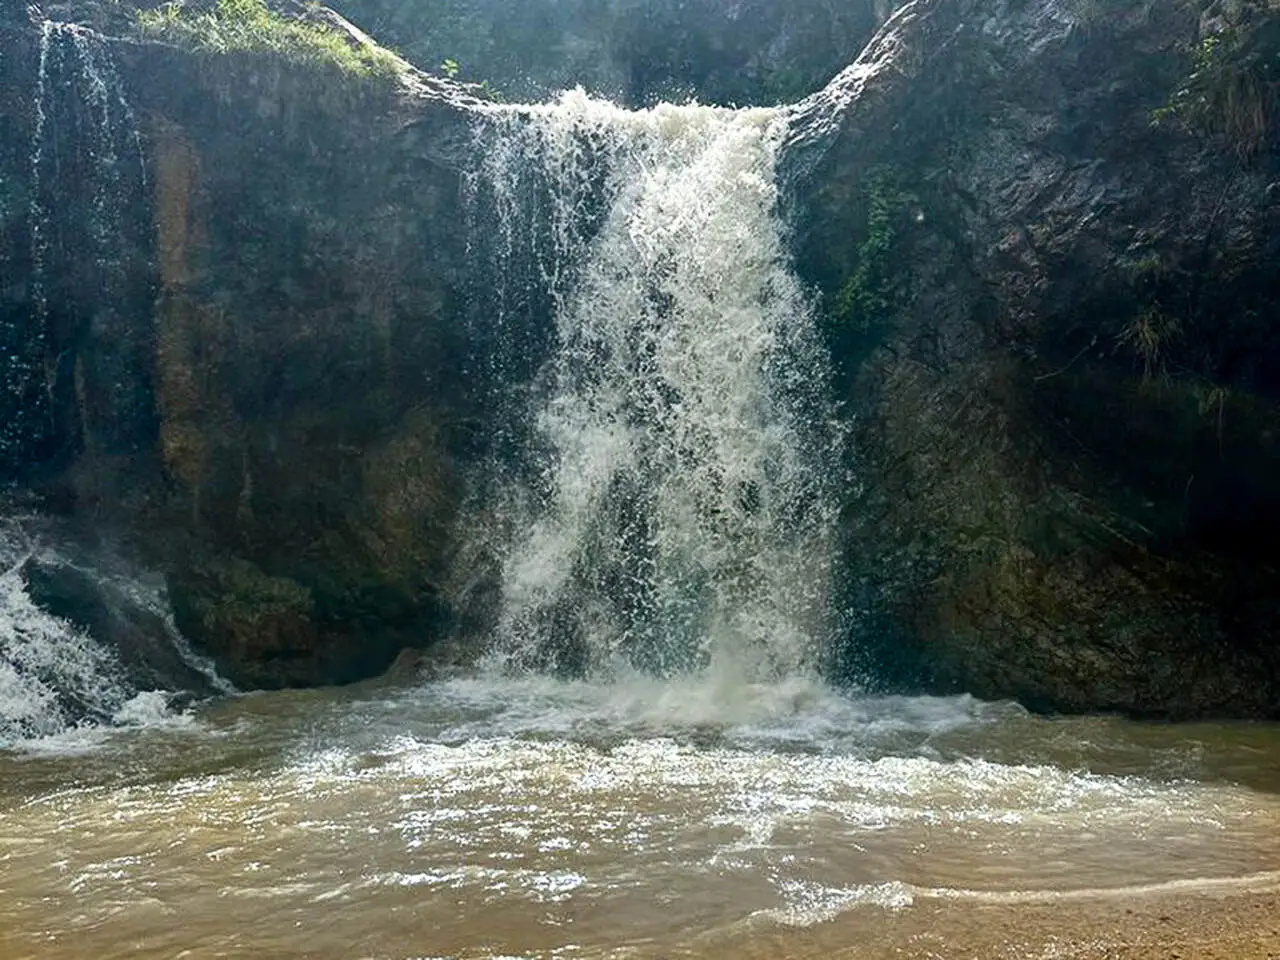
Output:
top-left (0, 517), bottom-right (232, 747)
top-left (0, 25), bottom-right (216, 746)
top-left (466, 92), bottom-right (846, 686)
top-left (0, 523), bottom-right (127, 743)
top-left (2, 20), bottom-right (150, 471)
top-left (29, 20), bottom-right (148, 315)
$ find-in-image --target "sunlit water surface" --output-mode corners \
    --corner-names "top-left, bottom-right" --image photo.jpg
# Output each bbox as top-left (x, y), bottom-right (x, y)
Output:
top-left (2, 675), bottom-right (1279, 959)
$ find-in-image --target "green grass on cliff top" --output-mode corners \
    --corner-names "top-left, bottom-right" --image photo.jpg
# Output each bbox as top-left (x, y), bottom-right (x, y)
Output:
top-left (138, 0), bottom-right (404, 78)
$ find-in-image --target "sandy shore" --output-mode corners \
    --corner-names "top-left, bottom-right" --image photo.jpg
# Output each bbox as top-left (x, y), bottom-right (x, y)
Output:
top-left (713, 886), bottom-right (1280, 959)
top-left (1, 888), bottom-right (1275, 959)
top-left (891, 891), bottom-right (1280, 960)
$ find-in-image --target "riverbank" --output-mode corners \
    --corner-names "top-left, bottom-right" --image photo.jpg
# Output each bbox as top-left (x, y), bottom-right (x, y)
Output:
top-left (740, 887), bottom-right (1280, 959)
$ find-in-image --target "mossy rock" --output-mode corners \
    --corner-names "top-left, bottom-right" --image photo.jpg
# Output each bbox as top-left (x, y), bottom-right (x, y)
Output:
top-left (169, 556), bottom-right (320, 688)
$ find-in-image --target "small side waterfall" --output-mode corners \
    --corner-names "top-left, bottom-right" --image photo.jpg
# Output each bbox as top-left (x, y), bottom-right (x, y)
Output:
top-left (1, 21), bottom-right (150, 474)
top-left (0, 24), bottom-right (221, 747)
top-left (466, 92), bottom-right (845, 684)
top-left (29, 20), bottom-right (148, 316)
top-left (0, 518), bottom-right (232, 746)
top-left (0, 527), bottom-right (129, 743)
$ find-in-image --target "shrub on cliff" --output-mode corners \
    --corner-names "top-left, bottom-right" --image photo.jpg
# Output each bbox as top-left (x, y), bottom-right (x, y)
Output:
top-left (1155, 1), bottom-right (1280, 155)
top-left (138, 0), bottom-right (404, 78)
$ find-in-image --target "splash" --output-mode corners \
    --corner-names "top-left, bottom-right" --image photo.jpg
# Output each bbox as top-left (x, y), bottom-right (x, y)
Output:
top-left (0, 562), bottom-right (128, 744)
top-left (0, 520), bottom-right (231, 747)
top-left (467, 91), bottom-right (845, 684)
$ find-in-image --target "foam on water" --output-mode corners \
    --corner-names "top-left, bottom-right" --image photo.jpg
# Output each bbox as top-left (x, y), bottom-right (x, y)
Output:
top-left (2, 671), bottom-right (1280, 957)
top-left (0, 559), bottom-right (132, 743)
top-left (386, 673), bottom-right (1013, 752)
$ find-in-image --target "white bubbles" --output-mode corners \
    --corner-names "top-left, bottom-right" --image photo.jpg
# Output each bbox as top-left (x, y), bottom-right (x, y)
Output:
top-left (111, 690), bottom-right (189, 728)
top-left (0, 523), bottom-right (230, 749)
top-left (0, 562), bottom-right (131, 745)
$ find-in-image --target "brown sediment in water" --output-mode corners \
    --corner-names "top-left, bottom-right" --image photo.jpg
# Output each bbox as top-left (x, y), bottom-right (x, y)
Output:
top-left (4, 680), bottom-right (1280, 960)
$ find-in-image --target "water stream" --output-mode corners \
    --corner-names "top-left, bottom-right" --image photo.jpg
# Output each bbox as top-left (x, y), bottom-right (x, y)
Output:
top-left (3, 21), bottom-right (149, 464)
top-left (1, 680), bottom-right (1279, 959)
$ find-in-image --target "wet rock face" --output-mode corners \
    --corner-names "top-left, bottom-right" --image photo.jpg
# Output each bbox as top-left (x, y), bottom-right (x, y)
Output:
top-left (0, 8), bottom-right (480, 689)
top-left (21, 554), bottom-right (219, 698)
top-left (130, 53), bottom-right (477, 688)
top-left (793, 0), bottom-right (1280, 717)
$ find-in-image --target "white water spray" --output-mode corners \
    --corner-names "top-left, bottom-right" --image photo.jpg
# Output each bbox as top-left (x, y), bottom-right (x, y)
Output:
top-left (0, 569), bottom-right (127, 743)
top-left (28, 22), bottom-right (54, 341)
top-left (0, 521), bottom-right (232, 747)
top-left (469, 92), bottom-right (844, 685)
top-left (29, 22), bottom-right (145, 350)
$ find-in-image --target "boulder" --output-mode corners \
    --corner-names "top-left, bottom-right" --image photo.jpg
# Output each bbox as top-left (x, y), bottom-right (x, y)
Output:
top-left (21, 554), bottom-right (220, 697)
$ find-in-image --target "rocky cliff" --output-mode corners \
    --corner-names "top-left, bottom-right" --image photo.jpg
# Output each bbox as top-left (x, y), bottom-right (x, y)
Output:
top-left (790, 0), bottom-right (1280, 717)
top-left (1, 2), bottom-right (483, 688)
top-left (1, 0), bottom-right (1277, 716)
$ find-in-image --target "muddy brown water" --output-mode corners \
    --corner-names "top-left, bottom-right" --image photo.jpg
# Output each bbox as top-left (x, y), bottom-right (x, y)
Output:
top-left (2, 675), bottom-right (1279, 959)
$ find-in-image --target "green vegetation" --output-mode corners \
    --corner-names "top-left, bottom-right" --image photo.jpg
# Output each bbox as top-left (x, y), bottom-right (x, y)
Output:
top-left (191, 557), bottom-right (314, 635)
top-left (1111, 246), bottom-right (1268, 407)
top-left (1154, 4), bottom-right (1280, 155)
top-left (1118, 303), bottom-right (1181, 380)
top-left (138, 0), bottom-right (404, 79)
top-left (832, 171), bottom-right (918, 334)
top-left (1114, 254), bottom-right (1184, 381)
top-left (435, 57), bottom-right (503, 98)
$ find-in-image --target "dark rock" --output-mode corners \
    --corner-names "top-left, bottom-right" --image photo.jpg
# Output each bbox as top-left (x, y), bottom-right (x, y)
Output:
top-left (20, 554), bottom-right (220, 697)
top-left (791, 0), bottom-right (1280, 718)
top-left (168, 557), bottom-right (321, 689)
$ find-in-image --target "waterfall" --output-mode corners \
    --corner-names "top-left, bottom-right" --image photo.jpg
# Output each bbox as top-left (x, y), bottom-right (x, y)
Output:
top-left (29, 21), bottom-right (148, 308)
top-left (466, 91), bottom-right (845, 684)
top-left (2, 21), bottom-right (150, 472)
top-left (0, 26), bottom-right (211, 746)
